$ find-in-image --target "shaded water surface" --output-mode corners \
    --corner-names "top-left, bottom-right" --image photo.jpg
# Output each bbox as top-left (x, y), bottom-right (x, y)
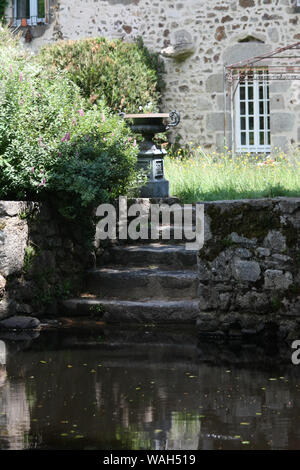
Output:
top-left (0, 324), bottom-right (299, 450)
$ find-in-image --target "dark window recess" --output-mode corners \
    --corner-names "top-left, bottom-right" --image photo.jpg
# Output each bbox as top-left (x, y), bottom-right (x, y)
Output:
top-left (16, 0), bottom-right (30, 19)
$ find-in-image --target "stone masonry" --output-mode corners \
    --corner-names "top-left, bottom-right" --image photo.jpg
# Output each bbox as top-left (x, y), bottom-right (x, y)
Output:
top-left (0, 201), bottom-right (94, 320)
top-left (5, 0), bottom-right (300, 151)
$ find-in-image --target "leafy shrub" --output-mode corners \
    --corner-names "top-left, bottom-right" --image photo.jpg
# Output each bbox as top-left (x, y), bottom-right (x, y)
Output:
top-left (38, 36), bottom-right (164, 113)
top-left (0, 27), bottom-right (139, 219)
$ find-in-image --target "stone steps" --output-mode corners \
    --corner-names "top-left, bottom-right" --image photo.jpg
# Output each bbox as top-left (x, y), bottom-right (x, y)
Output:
top-left (85, 267), bottom-right (199, 300)
top-left (61, 199), bottom-right (200, 324)
top-left (98, 243), bottom-right (198, 269)
top-left (61, 298), bottom-right (200, 324)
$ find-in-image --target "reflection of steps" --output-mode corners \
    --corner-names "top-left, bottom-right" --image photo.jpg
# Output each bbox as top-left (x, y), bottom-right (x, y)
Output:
top-left (62, 201), bottom-right (200, 324)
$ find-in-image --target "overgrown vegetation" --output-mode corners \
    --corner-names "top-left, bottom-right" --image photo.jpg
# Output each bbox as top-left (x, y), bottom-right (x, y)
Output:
top-left (0, 27), bottom-right (142, 222)
top-left (165, 145), bottom-right (300, 203)
top-left (39, 36), bottom-right (164, 113)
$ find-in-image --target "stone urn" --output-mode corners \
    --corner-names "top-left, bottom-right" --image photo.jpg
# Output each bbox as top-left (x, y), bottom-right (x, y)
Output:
top-left (120, 111), bottom-right (180, 198)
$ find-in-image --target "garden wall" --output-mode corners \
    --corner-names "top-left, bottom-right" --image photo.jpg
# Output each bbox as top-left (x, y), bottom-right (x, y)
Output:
top-left (198, 197), bottom-right (300, 341)
top-left (0, 201), bottom-right (95, 320)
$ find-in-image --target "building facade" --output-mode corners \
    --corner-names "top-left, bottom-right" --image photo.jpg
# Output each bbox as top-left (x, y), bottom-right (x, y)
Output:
top-left (5, 0), bottom-right (300, 152)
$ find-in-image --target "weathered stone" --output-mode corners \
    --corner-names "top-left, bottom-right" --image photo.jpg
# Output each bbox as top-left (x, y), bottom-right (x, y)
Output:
top-left (263, 230), bottom-right (286, 253)
top-left (233, 259), bottom-right (261, 282)
top-left (256, 247), bottom-right (271, 257)
top-left (215, 26), bottom-right (226, 41)
top-left (267, 27), bottom-right (279, 42)
top-left (0, 217), bottom-right (28, 276)
top-left (0, 316), bottom-right (40, 330)
top-left (229, 232), bottom-right (257, 246)
top-left (270, 95), bottom-right (285, 110)
top-left (206, 113), bottom-right (230, 132)
top-left (196, 312), bottom-right (220, 332)
top-left (205, 74), bottom-right (224, 93)
top-left (264, 269), bottom-right (293, 290)
top-left (239, 0), bottom-right (255, 7)
top-left (223, 43), bottom-right (272, 65)
top-left (271, 136), bottom-right (289, 152)
top-left (0, 275), bottom-right (6, 297)
top-left (271, 113), bottom-right (295, 133)
top-left (236, 291), bottom-right (269, 313)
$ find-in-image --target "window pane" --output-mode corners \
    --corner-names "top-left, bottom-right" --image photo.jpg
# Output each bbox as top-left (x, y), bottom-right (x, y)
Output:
top-left (249, 117), bottom-right (254, 130)
top-left (240, 87), bottom-right (245, 100)
top-left (249, 132), bottom-right (254, 145)
top-left (260, 132), bottom-right (265, 145)
top-left (248, 101), bottom-right (254, 115)
top-left (241, 132), bottom-right (246, 145)
top-left (259, 86), bottom-right (264, 100)
top-left (259, 101), bottom-right (264, 114)
top-left (248, 87), bottom-right (253, 100)
top-left (267, 132), bottom-right (271, 145)
top-left (240, 102), bottom-right (246, 115)
top-left (240, 117), bottom-right (246, 130)
top-left (259, 116), bottom-right (264, 130)
top-left (16, 0), bottom-right (30, 19)
top-left (38, 0), bottom-right (45, 17)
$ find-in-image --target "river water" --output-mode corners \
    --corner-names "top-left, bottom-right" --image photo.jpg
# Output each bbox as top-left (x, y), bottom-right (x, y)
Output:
top-left (0, 322), bottom-right (299, 450)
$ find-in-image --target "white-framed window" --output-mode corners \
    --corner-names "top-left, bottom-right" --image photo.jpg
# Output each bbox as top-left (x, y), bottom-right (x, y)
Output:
top-left (235, 69), bottom-right (270, 153)
top-left (14, 0), bottom-right (45, 26)
top-left (297, 0), bottom-right (300, 7)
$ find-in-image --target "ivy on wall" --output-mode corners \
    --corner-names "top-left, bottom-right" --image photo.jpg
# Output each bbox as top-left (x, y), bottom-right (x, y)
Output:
top-left (0, 0), bottom-right (8, 21)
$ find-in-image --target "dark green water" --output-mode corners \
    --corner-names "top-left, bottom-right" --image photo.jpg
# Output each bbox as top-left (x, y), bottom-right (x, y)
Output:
top-left (0, 324), bottom-right (299, 450)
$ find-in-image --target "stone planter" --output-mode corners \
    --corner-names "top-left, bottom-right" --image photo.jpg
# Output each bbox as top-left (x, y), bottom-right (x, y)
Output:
top-left (121, 112), bottom-right (180, 198)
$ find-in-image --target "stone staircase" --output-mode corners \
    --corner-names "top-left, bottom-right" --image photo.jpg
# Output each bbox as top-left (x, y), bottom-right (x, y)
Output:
top-left (62, 201), bottom-right (200, 324)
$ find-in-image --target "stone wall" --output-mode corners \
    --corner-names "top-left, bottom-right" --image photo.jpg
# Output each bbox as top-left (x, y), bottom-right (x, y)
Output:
top-left (7, 0), bottom-right (300, 151)
top-left (197, 197), bottom-right (300, 341)
top-left (0, 201), bottom-right (94, 320)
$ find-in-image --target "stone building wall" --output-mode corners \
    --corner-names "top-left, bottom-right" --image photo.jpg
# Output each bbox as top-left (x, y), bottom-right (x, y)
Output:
top-left (7, 0), bottom-right (300, 152)
top-left (0, 201), bottom-right (94, 320)
top-left (197, 197), bottom-right (300, 341)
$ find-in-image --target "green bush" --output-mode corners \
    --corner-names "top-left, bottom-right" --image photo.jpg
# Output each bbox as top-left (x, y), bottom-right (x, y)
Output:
top-left (0, 27), bottom-right (139, 219)
top-left (38, 36), bottom-right (164, 113)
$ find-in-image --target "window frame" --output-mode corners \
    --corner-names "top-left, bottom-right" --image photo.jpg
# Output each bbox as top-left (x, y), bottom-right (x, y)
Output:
top-left (14, 0), bottom-right (46, 26)
top-left (235, 69), bottom-right (271, 154)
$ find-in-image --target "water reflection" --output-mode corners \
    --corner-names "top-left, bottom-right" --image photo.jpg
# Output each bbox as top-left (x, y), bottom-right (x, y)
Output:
top-left (0, 328), bottom-right (300, 450)
top-left (0, 340), bottom-right (30, 449)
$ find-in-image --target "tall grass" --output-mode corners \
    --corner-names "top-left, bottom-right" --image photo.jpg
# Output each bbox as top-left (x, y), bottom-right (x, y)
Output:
top-left (164, 146), bottom-right (300, 203)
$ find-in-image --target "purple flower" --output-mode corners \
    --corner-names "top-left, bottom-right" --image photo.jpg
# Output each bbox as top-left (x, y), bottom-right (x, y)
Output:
top-left (38, 136), bottom-right (43, 146)
top-left (133, 139), bottom-right (137, 147)
top-left (61, 132), bottom-right (71, 142)
top-left (78, 109), bottom-right (85, 116)
top-left (19, 72), bottom-right (23, 82)
top-left (103, 137), bottom-right (106, 142)
top-left (39, 177), bottom-right (46, 187)
top-left (31, 167), bottom-right (35, 173)
top-left (9, 64), bottom-right (13, 73)
top-left (102, 113), bottom-right (106, 122)
top-left (72, 118), bottom-right (77, 126)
